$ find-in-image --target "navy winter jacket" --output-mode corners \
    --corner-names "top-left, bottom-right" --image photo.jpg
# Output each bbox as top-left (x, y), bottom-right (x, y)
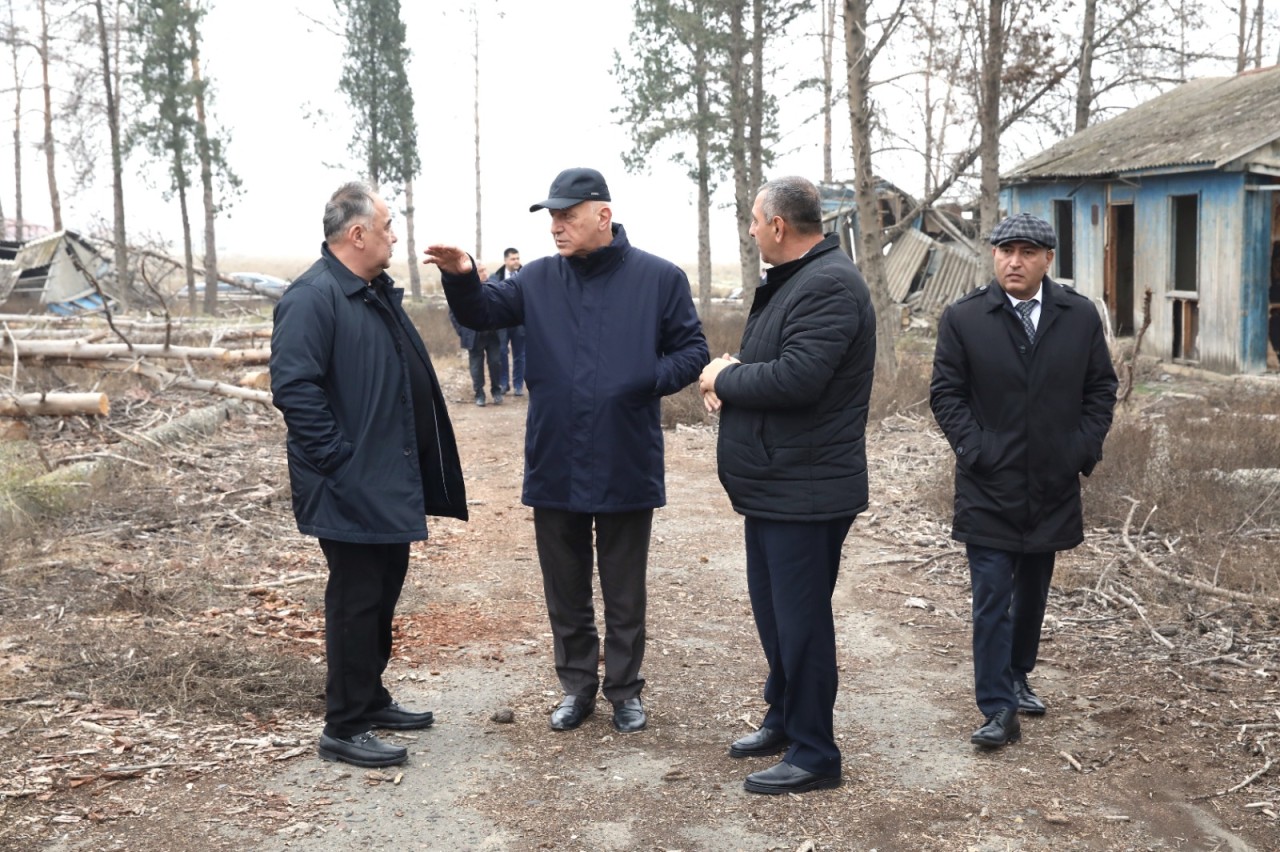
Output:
top-left (441, 224), bottom-right (708, 512)
top-left (271, 244), bottom-right (467, 543)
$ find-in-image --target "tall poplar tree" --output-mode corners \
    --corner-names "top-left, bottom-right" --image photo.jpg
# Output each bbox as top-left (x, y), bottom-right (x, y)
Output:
top-left (335, 0), bottom-right (419, 290)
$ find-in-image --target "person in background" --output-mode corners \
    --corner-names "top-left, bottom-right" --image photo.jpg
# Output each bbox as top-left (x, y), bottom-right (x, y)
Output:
top-left (489, 247), bottom-right (526, 396)
top-left (699, 175), bottom-right (875, 795)
top-left (449, 260), bottom-right (504, 406)
top-left (270, 181), bottom-right (467, 768)
top-left (930, 212), bottom-right (1117, 750)
top-left (423, 167), bottom-right (707, 736)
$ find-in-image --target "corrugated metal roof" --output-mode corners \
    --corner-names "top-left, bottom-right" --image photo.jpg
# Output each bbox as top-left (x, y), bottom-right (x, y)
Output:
top-left (1005, 65), bottom-right (1280, 180)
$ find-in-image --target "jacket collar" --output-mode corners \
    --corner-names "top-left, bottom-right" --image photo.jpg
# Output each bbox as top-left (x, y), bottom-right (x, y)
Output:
top-left (982, 274), bottom-right (1071, 340)
top-left (982, 275), bottom-right (1067, 310)
top-left (762, 233), bottom-right (841, 290)
top-left (566, 223), bottom-right (630, 278)
top-left (321, 242), bottom-right (398, 298)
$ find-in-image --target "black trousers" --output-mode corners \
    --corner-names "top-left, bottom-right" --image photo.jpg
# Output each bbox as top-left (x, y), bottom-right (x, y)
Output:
top-left (744, 515), bottom-right (853, 777)
top-left (318, 539), bottom-right (410, 737)
top-left (533, 508), bottom-right (653, 704)
top-left (468, 332), bottom-right (503, 396)
top-left (966, 543), bottom-right (1056, 716)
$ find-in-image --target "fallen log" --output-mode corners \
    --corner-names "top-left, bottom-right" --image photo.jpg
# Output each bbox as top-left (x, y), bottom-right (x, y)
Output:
top-left (0, 392), bottom-right (110, 418)
top-left (18, 401), bottom-right (242, 515)
top-left (85, 359), bottom-right (273, 407)
top-left (0, 339), bottom-right (269, 365)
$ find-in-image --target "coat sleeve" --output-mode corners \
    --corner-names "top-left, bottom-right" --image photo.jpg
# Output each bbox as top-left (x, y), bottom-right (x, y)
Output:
top-left (1077, 312), bottom-right (1118, 476)
top-left (653, 267), bottom-right (709, 396)
top-left (714, 274), bottom-right (859, 410)
top-left (269, 286), bottom-right (350, 473)
top-left (441, 262), bottom-right (525, 330)
top-left (929, 305), bottom-right (985, 472)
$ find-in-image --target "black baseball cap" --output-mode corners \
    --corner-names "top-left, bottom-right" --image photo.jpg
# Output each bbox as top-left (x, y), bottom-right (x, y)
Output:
top-left (989, 212), bottom-right (1056, 249)
top-left (529, 167), bottom-right (611, 212)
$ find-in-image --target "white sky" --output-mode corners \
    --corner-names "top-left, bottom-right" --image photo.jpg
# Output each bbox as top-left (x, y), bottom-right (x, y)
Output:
top-left (39, 1), bottom-right (829, 270)
top-left (4, 2), bottom-right (1260, 271)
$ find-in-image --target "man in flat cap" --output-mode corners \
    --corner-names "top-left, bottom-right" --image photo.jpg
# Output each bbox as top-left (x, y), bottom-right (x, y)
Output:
top-left (424, 168), bottom-right (708, 737)
top-left (930, 212), bottom-right (1117, 749)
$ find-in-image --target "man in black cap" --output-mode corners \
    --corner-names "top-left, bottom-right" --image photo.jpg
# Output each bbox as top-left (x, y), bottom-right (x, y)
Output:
top-left (930, 211), bottom-right (1117, 749)
top-left (424, 168), bottom-right (708, 736)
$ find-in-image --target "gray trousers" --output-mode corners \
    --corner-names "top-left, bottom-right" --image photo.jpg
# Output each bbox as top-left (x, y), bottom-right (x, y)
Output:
top-left (533, 507), bottom-right (653, 704)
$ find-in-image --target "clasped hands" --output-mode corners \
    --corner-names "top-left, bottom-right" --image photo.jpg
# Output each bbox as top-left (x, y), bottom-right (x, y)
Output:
top-left (699, 354), bottom-right (739, 413)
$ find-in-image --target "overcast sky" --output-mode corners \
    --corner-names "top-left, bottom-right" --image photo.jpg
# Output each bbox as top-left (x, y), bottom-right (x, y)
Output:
top-left (43, 0), bottom-right (826, 269)
top-left (5, 2), bottom-right (1259, 270)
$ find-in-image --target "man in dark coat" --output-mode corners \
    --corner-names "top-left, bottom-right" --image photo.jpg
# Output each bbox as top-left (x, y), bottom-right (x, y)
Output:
top-left (930, 212), bottom-right (1117, 749)
top-left (448, 305), bottom-right (503, 406)
top-left (700, 176), bottom-right (876, 795)
top-left (490, 247), bottom-right (526, 396)
top-left (424, 168), bottom-right (708, 736)
top-left (271, 182), bottom-right (468, 768)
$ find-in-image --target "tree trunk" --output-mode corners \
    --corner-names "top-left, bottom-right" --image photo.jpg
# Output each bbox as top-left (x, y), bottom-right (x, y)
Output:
top-left (9, 2), bottom-right (23, 241)
top-left (727, 5), bottom-right (754, 292)
top-left (94, 0), bottom-right (129, 304)
top-left (187, 22), bottom-right (219, 317)
top-left (0, 393), bottom-right (110, 417)
top-left (1254, 0), bottom-right (1264, 68)
top-left (845, 0), bottom-right (897, 384)
top-left (38, 0), bottom-right (61, 232)
top-left (978, 0), bottom-right (1004, 237)
top-left (175, 150), bottom-right (197, 314)
top-left (1237, 0), bottom-right (1248, 72)
top-left (821, 0), bottom-right (836, 183)
top-left (1074, 0), bottom-right (1097, 132)
top-left (694, 27), bottom-right (712, 307)
top-left (472, 4), bottom-right (482, 260)
top-left (404, 175), bottom-right (422, 300)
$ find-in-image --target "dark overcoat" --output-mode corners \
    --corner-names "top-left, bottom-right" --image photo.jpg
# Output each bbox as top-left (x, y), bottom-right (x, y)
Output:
top-left (441, 224), bottom-right (708, 512)
top-left (929, 277), bottom-right (1117, 552)
top-left (271, 244), bottom-right (467, 543)
top-left (714, 234), bottom-right (876, 521)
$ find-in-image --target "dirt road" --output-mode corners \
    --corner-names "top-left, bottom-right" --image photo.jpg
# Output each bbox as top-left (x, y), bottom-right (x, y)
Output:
top-left (17, 359), bottom-right (1278, 851)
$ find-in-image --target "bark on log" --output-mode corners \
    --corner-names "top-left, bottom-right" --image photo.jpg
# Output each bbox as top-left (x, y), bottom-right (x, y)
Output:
top-left (0, 392), bottom-right (110, 418)
top-left (0, 339), bottom-right (269, 364)
top-left (86, 359), bottom-right (273, 406)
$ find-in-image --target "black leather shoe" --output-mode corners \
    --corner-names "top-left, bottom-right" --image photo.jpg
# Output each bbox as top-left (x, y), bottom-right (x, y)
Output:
top-left (743, 760), bottom-right (841, 795)
top-left (971, 707), bottom-right (1021, 748)
top-left (317, 731), bottom-right (407, 768)
top-left (1015, 677), bottom-right (1047, 715)
top-left (364, 701), bottom-right (435, 730)
top-left (550, 695), bottom-right (594, 731)
top-left (729, 726), bottom-right (791, 758)
top-left (611, 697), bottom-right (646, 733)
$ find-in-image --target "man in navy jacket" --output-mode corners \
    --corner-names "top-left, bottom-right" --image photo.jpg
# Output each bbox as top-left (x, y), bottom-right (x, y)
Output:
top-left (700, 176), bottom-right (875, 794)
top-left (425, 168), bottom-right (707, 736)
top-left (271, 182), bottom-right (468, 768)
top-left (931, 212), bottom-right (1116, 749)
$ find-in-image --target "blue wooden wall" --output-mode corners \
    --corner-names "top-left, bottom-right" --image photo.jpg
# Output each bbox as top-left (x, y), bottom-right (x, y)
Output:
top-left (1001, 170), bottom-right (1271, 373)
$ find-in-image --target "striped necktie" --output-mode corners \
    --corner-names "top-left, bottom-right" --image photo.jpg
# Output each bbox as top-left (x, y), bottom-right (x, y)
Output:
top-left (1015, 300), bottom-right (1036, 344)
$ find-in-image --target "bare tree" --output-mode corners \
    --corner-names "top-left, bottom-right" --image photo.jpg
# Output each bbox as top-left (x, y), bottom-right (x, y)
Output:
top-left (820, 0), bottom-right (837, 183)
top-left (6, 1), bottom-right (24, 240)
top-left (845, 0), bottom-right (908, 383)
top-left (38, 0), bottom-right (61, 231)
top-left (184, 3), bottom-right (222, 316)
top-left (93, 0), bottom-right (129, 298)
top-left (472, 1), bottom-right (480, 260)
